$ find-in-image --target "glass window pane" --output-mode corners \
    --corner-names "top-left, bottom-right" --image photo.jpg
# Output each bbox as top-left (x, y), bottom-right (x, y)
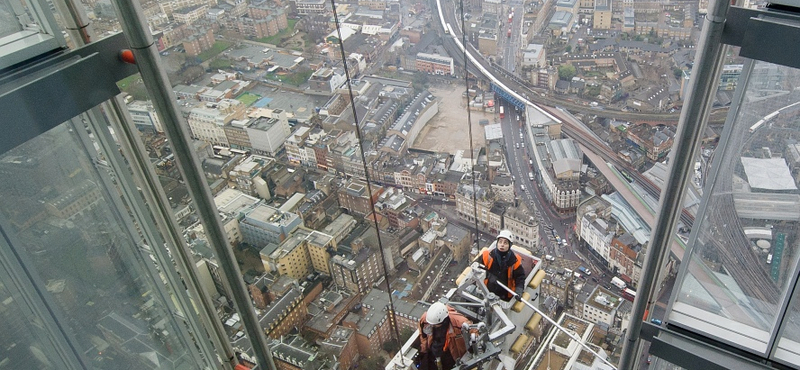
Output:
top-left (0, 261), bottom-right (83, 368)
top-left (0, 0), bottom-right (26, 36)
top-left (776, 281), bottom-right (800, 365)
top-left (668, 59), bottom-right (800, 355)
top-left (0, 0), bottom-right (65, 70)
top-left (0, 118), bottom-right (212, 369)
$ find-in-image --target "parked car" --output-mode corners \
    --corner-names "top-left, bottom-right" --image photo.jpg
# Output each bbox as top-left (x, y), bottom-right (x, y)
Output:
top-left (651, 318), bottom-right (663, 325)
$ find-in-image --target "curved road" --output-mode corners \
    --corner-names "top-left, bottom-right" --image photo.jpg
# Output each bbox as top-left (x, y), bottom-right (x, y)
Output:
top-left (431, 0), bottom-right (778, 330)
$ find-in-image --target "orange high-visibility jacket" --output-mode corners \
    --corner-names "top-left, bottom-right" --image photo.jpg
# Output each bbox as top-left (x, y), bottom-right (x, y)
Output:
top-left (482, 248), bottom-right (524, 299)
top-left (419, 306), bottom-right (472, 360)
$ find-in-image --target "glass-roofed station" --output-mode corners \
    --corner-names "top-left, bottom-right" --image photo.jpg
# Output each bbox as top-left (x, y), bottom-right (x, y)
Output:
top-left (3, 0), bottom-right (800, 368)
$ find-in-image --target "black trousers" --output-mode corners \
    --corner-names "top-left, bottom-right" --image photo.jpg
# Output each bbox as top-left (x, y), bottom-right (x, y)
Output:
top-left (416, 351), bottom-right (456, 370)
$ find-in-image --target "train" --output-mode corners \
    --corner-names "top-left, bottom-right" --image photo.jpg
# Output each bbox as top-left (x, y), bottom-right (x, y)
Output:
top-left (749, 101), bottom-right (800, 133)
top-left (436, 0), bottom-right (447, 34)
top-left (749, 110), bottom-right (779, 133)
top-left (620, 169), bottom-right (634, 183)
top-left (432, 0), bottom-right (563, 127)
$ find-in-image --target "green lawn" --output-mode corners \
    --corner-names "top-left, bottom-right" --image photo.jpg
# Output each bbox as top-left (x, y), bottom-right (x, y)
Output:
top-left (236, 92), bottom-right (261, 106)
top-left (265, 69), bottom-right (313, 87)
top-left (117, 73), bottom-right (141, 90)
top-left (256, 20), bottom-right (298, 45)
top-left (197, 41), bottom-right (233, 62)
top-left (209, 58), bottom-right (232, 69)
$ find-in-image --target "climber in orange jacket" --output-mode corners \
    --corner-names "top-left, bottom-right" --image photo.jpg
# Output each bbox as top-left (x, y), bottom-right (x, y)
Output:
top-left (417, 302), bottom-right (472, 370)
top-left (475, 229), bottom-right (525, 301)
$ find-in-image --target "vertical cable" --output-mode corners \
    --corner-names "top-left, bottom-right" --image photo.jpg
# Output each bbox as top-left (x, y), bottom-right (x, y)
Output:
top-left (328, 0), bottom-right (404, 358)
top-left (457, 0), bottom-right (482, 246)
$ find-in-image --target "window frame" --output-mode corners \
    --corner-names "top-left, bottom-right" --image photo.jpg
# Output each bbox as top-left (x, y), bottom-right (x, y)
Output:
top-left (0, 0), bottom-right (67, 71)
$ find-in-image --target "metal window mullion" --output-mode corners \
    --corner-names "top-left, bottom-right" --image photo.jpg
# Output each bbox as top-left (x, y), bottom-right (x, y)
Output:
top-left (0, 209), bottom-right (88, 369)
top-left (71, 111), bottom-right (211, 365)
top-left (617, 0), bottom-right (732, 367)
top-left (756, 63), bottom-right (800, 358)
top-left (105, 95), bottom-right (236, 368)
top-left (49, 11), bottom-right (223, 367)
top-left (109, 1), bottom-right (276, 368)
top-left (52, 0), bottom-right (94, 46)
top-left (78, 107), bottom-right (223, 368)
top-left (28, 0), bottom-right (65, 44)
top-left (768, 242), bottom-right (800, 359)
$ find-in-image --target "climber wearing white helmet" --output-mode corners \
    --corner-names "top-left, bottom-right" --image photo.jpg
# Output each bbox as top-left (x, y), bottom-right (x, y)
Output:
top-left (474, 229), bottom-right (525, 301)
top-left (416, 301), bottom-right (472, 370)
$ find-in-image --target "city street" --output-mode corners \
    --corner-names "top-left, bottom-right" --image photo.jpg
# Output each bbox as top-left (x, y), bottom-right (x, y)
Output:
top-left (494, 101), bottom-right (596, 273)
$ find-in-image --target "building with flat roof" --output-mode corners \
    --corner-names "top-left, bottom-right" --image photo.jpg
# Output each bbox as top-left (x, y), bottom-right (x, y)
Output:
top-left (11, 2), bottom-right (800, 370)
top-left (578, 285), bottom-right (623, 327)
top-left (243, 109), bottom-right (292, 156)
top-left (338, 179), bottom-right (384, 216)
top-left (243, 203), bottom-right (302, 248)
top-left (415, 52), bottom-right (454, 76)
top-left (593, 0), bottom-right (612, 29)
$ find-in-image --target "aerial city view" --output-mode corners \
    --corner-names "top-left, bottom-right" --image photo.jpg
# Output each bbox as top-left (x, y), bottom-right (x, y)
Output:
top-left (4, 0), bottom-right (800, 368)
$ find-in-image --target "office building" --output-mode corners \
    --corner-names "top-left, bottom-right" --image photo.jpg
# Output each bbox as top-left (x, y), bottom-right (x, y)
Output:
top-left (5, 1), bottom-right (800, 369)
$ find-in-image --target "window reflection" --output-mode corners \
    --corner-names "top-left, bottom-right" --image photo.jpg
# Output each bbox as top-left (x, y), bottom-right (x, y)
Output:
top-left (0, 0), bottom-right (24, 37)
top-left (670, 60), bottom-right (800, 354)
top-left (0, 261), bottom-right (81, 368)
top-left (0, 121), bottom-right (209, 369)
top-left (777, 287), bottom-right (800, 364)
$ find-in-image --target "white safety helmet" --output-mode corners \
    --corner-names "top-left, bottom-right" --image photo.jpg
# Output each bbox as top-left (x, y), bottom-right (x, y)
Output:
top-left (425, 302), bottom-right (449, 325)
top-left (496, 229), bottom-right (513, 244)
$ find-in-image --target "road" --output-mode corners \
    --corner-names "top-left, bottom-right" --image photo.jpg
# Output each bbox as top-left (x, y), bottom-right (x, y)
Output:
top-left (432, 0), bottom-right (746, 306)
top-left (494, 100), bottom-right (588, 267)
top-left (500, 1), bottom-right (524, 74)
top-left (424, 1), bottom-right (784, 366)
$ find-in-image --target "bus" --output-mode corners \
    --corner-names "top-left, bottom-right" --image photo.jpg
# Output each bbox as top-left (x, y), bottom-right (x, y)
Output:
top-left (499, 106), bottom-right (505, 119)
top-left (622, 288), bottom-right (636, 302)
